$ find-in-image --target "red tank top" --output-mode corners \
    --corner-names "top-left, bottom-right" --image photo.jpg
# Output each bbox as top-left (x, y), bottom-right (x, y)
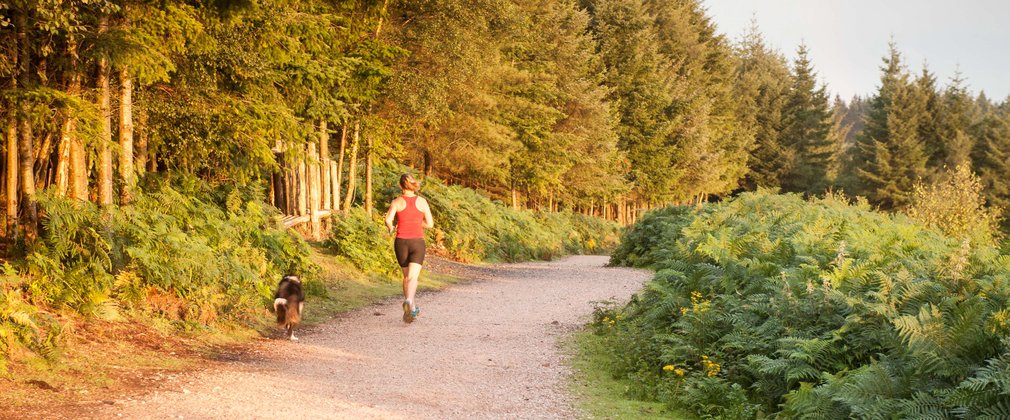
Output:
top-left (395, 196), bottom-right (425, 239)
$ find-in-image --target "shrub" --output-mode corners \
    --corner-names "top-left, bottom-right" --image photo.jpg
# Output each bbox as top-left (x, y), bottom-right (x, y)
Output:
top-left (324, 208), bottom-right (398, 277)
top-left (601, 190), bottom-right (1010, 418)
top-left (905, 164), bottom-right (1003, 246)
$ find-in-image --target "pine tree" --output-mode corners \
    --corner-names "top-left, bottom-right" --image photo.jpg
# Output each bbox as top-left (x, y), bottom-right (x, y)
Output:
top-left (779, 44), bottom-right (834, 194)
top-left (855, 44), bottom-right (929, 209)
top-left (970, 103), bottom-right (1010, 219)
top-left (733, 20), bottom-right (791, 190)
top-left (583, 0), bottom-right (676, 202)
top-left (936, 71), bottom-right (976, 169)
top-left (914, 66), bottom-right (943, 168)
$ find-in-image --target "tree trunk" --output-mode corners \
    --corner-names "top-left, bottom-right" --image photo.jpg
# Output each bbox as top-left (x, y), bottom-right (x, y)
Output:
top-left (365, 132), bottom-right (373, 216)
top-left (16, 10), bottom-right (37, 238)
top-left (7, 24), bottom-right (18, 237)
top-left (334, 122), bottom-right (348, 211)
top-left (5, 117), bottom-right (17, 238)
top-left (511, 187), bottom-right (518, 210)
top-left (136, 106), bottom-right (148, 175)
top-left (330, 161), bottom-right (338, 213)
top-left (297, 148), bottom-right (307, 216)
top-left (97, 16), bottom-right (114, 206)
top-left (118, 67), bottom-right (135, 204)
top-left (342, 121), bottom-right (360, 212)
top-left (308, 144), bottom-right (321, 239)
top-left (423, 149), bottom-right (433, 177)
top-left (55, 59), bottom-right (76, 195)
top-left (319, 120), bottom-right (330, 210)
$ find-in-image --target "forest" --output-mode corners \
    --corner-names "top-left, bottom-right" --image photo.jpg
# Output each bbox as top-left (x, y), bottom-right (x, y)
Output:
top-left (2, 0), bottom-right (1009, 232)
top-left (3, 0), bottom-right (1010, 413)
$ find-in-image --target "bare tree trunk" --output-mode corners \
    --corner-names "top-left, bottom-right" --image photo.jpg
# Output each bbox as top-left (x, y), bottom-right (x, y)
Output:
top-left (334, 122), bottom-right (347, 211)
top-left (55, 110), bottom-right (74, 196)
top-left (287, 168), bottom-right (295, 216)
top-left (297, 148), bottom-right (307, 216)
top-left (54, 49), bottom-right (75, 195)
top-left (97, 16), bottom-right (114, 206)
top-left (5, 117), bottom-right (17, 238)
top-left (118, 67), bottom-right (135, 204)
top-left (319, 120), bottom-right (330, 210)
top-left (423, 149), bottom-right (433, 177)
top-left (365, 132), bottom-right (373, 216)
top-left (136, 106), bottom-right (148, 175)
top-left (308, 144), bottom-right (321, 239)
top-left (511, 187), bottom-right (518, 210)
top-left (342, 121), bottom-right (360, 212)
top-left (16, 10), bottom-right (37, 238)
top-left (60, 42), bottom-right (86, 198)
top-left (330, 161), bottom-right (338, 212)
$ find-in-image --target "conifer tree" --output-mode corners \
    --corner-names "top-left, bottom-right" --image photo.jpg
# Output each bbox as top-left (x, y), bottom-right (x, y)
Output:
top-left (914, 66), bottom-right (943, 168)
top-left (583, 0), bottom-right (675, 202)
top-left (936, 72), bottom-right (976, 169)
top-left (733, 20), bottom-right (791, 190)
top-left (779, 44), bottom-right (834, 194)
top-left (970, 103), bottom-right (1010, 219)
top-left (855, 44), bottom-right (929, 209)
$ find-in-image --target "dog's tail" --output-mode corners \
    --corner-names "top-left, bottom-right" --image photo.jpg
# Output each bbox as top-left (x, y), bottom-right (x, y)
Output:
top-left (274, 298), bottom-right (287, 324)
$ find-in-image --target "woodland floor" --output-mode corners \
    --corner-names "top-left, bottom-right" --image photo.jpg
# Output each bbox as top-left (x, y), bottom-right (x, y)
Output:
top-left (3, 255), bottom-right (649, 419)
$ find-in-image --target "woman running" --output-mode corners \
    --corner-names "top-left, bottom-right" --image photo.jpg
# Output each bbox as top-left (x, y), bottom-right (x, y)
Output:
top-left (384, 174), bottom-right (434, 323)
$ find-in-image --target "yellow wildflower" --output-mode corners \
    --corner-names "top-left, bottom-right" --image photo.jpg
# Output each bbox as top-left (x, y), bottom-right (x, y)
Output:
top-left (679, 307), bottom-right (689, 316)
top-left (663, 365), bottom-right (675, 372)
top-left (701, 355), bottom-right (721, 377)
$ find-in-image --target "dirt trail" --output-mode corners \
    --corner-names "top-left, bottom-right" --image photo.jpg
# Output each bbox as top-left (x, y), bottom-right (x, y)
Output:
top-left (83, 255), bottom-right (649, 419)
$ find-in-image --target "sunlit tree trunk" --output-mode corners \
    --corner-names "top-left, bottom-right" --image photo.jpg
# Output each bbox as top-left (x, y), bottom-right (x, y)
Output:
top-left (297, 146), bottom-right (307, 216)
top-left (16, 10), bottom-right (37, 238)
top-left (5, 116), bottom-right (17, 237)
top-left (334, 122), bottom-right (348, 211)
top-left (118, 67), bottom-right (135, 204)
top-left (319, 120), bottom-right (330, 210)
top-left (308, 143), bottom-right (321, 239)
top-left (55, 42), bottom-right (79, 196)
top-left (97, 16), bottom-right (114, 206)
top-left (365, 132), bottom-right (373, 215)
top-left (136, 103), bottom-right (148, 175)
top-left (342, 121), bottom-right (360, 212)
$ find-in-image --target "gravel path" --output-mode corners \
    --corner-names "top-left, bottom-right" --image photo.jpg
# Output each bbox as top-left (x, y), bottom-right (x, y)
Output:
top-left (90, 255), bottom-right (649, 419)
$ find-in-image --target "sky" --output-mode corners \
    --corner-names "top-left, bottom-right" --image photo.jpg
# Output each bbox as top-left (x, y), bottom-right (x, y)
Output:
top-left (702, 0), bottom-right (1010, 101)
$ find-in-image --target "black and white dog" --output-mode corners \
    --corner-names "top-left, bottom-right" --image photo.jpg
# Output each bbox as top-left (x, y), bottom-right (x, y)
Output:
top-left (273, 275), bottom-right (305, 341)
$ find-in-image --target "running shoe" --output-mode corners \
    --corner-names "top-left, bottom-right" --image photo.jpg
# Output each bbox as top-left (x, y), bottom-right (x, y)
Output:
top-left (411, 305), bottom-right (420, 320)
top-left (402, 301), bottom-right (413, 323)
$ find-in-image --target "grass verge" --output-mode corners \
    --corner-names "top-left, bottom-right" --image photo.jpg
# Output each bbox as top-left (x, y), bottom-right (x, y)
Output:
top-left (565, 329), bottom-right (692, 420)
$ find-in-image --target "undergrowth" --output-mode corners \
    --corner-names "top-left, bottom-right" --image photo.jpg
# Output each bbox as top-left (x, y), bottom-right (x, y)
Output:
top-left (600, 190), bottom-right (1010, 418)
top-left (0, 179), bottom-right (318, 373)
top-left (328, 163), bottom-right (622, 270)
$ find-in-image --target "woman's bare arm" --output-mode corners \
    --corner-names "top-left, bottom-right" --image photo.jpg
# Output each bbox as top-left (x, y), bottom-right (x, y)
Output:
top-left (384, 199), bottom-right (399, 234)
top-left (419, 197), bottom-right (434, 229)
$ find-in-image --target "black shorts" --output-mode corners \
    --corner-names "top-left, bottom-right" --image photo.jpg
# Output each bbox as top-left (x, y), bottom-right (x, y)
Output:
top-left (394, 238), bottom-right (426, 267)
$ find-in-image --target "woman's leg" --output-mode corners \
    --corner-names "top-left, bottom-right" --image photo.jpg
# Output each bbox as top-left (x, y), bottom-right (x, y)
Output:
top-left (405, 262), bottom-right (422, 309)
top-left (401, 266), bottom-right (411, 302)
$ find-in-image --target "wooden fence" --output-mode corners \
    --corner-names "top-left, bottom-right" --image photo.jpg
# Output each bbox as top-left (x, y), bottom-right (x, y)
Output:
top-left (269, 142), bottom-right (338, 240)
